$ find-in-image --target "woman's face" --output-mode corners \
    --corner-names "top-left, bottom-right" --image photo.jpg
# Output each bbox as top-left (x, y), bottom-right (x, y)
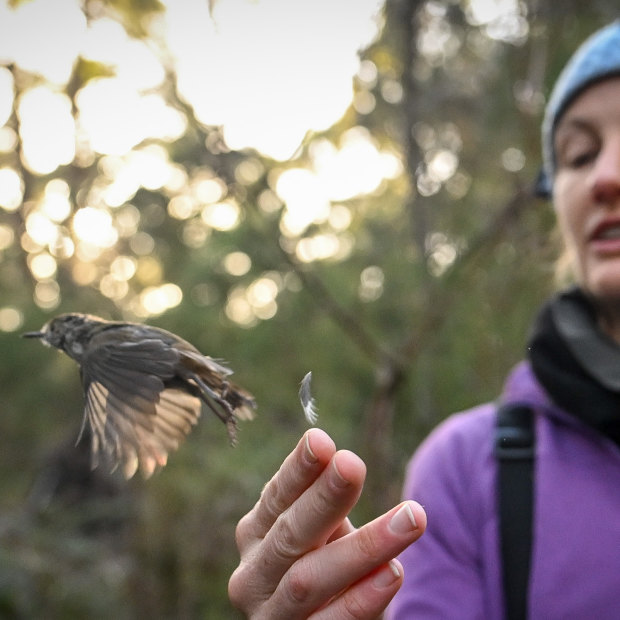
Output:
top-left (553, 77), bottom-right (620, 302)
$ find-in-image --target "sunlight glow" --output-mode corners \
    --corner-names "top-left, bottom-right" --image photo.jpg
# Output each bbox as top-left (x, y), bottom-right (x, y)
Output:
top-left (296, 234), bottom-right (342, 263)
top-left (193, 176), bottom-right (226, 205)
top-left (201, 201), bottom-right (240, 231)
top-left (225, 273), bottom-right (282, 326)
top-left (0, 67), bottom-right (14, 127)
top-left (276, 169), bottom-right (331, 236)
top-left (465, 0), bottom-right (528, 42)
top-left (18, 87), bottom-right (75, 174)
top-left (162, 0), bottom-right (384, 159)
top-left (0, 0), bottom-right (86, 85)
top-left (276, 129), bottom-right (402, 239)
top-left (311, 128), bottom-right (402, 201)
top-left (0, 127), bottom-right (17, 152)
top-left (467, 0), bottom-right (517, 24)
top-left (103, 146), bottom-right (174, 207)
top-left (168, 195), bottom-right (195, 220)
top-left (139, 283), bottom-right (183, 317)
top-left (426, 149), bottom-right (459, 183)
top-left (25, 212), bottom-right (57, 247)
top-left (246, 277), bottom-right (278, 320)
top-left (73, 207), bottom-right (118, 248)
top-left (28, 252), bottom-right (57, 280)
top-left (0, 168), bottom-right (23, 211)
top-left (225, 288), bottom-right (256, 328)
top-left (77, 80), bottom-right (186, 155)
top-left (42, 183), bottom-right (72, 222)
top-left (2, 0), bottom-right (396, 319)
top-left (82, 18), bottom-right (165, 90)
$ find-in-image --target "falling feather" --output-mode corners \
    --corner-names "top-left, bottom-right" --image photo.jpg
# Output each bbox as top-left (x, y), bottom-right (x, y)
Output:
top-left (299, 371), bottom-right (318, 425)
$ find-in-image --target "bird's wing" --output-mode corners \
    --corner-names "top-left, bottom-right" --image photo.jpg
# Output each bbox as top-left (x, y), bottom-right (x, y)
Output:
top-left (176, 349), bottom-right (255, 421)
top-left (80, 339), bottom-right (201, 478)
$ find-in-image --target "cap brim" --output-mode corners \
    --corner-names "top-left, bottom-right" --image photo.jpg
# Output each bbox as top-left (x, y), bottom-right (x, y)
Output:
top-left (535, 169), bottom-right (552, 199)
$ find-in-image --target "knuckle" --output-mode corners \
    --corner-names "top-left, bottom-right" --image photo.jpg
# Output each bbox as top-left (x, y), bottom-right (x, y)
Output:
top-left (341, 590), bottom-right (370, 620)
top-left (354, 525), bottom-right (382, 563)
top-left (269, 513), bottom-right (302, 563)
top-left (227, 565), bottom-right (248, 610)
top-left (235, 508), bottom-right (260, 549)
top-left (313, 484), bottom-right (339, 514)
top-left (283, 562), bottom-right (314, 605)
top-left (260, 476), bottom-right (289, 522)
top-left (228, 563), bottom-right (271, 617)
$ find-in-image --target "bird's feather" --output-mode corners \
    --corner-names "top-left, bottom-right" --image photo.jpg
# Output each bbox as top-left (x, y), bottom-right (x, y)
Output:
top-left (299, 371), bottom-right (318, 425)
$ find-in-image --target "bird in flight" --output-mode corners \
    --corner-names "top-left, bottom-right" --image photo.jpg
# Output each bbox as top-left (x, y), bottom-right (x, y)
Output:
top-left (24, 313), bottom-right (256, 479)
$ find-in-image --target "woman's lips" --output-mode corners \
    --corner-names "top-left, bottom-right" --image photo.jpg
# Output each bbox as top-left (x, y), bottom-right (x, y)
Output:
top-left (590, 220), bottom-right (620, 254)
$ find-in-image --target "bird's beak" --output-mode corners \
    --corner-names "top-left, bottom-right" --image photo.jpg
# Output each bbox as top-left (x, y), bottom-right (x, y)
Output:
top-left (21, 331), bottom-right (44, 338)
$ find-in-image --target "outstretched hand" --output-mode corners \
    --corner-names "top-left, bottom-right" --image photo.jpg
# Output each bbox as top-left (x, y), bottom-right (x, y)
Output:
top-left (229, 428), bottom-right (426, 619)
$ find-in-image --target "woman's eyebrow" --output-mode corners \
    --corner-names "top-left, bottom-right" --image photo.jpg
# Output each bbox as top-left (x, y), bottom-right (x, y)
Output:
top-left (554, 117), bottom-right (596, 149)
top-left (556, 116), bottom-right (595, 136)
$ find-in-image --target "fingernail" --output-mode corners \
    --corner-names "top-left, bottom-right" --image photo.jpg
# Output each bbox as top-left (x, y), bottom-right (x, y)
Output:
top-left (331, 457), bottom-right (351, 488)
top-left (372, 560), bottom-right (401, 588)
top-left (389, 502), bottom-right (418, 535)
top-left (304, 432), bottom-right (317, 463)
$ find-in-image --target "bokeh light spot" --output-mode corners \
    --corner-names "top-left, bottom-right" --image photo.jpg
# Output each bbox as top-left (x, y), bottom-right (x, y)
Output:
top-left (139, 283), bottom-right (183, 316)
top-left (28, 252), bottom-right (57, 280)
top-left (73, 207), bottom-right (118, 248)
top-left (0, 168), bottom-right (24, 211)
top-left (0, 307), bottom-right (24, 332)
top-left (0, 224), bottom-right (15, 251)
top-left (18, 86), bottom-right (75, 174)
top-left (223, 251), bottom-right (252, 276)
top-left (201, 201), bottom-right (240, 231)
top-left (34, 280), bottom-right (61, 310)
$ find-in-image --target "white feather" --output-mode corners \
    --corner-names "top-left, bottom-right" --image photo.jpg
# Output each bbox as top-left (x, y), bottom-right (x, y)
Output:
top-left (299, 371), bottom-right (318, 425)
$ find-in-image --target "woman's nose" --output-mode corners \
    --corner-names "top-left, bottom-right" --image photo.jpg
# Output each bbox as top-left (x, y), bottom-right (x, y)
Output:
top-left (590, 136), bottom-right (620, 203)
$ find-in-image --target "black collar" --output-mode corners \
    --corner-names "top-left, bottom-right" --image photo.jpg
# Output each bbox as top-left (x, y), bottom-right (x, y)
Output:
top-left (528, 287), bottom-right (620, 446)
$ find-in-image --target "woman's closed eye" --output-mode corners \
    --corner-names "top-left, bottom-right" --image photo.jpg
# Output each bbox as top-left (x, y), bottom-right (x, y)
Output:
top-left (555, 122), bottom-right (599, 170)
top-left (566, 148), bottom-right (598, 169)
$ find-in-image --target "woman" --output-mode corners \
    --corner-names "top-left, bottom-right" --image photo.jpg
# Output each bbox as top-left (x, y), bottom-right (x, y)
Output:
top-left (228, 22), bottom-right (620, 619)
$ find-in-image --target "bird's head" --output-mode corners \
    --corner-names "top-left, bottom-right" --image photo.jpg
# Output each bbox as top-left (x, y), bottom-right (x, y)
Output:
top-left (22, 313), bottom-right (95, 350)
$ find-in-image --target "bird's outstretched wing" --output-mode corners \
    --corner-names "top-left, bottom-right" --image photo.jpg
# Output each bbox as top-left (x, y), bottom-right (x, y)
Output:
top-left (80, 338), bottom-right (201, 478)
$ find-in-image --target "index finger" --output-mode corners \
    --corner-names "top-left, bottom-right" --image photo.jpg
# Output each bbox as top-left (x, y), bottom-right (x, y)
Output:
top-left (241, 429), bottom-right (337, 542)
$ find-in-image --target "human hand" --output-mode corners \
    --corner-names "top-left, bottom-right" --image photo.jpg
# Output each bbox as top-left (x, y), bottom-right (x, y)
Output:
top-left (228, 428), bottom-right (427, 619)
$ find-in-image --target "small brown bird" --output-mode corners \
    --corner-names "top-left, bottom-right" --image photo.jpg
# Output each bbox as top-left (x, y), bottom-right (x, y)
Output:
top-left (23, 313), bottom-right (256, 479)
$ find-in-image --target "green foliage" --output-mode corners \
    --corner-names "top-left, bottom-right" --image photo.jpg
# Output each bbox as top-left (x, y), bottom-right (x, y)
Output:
top-left (0, 0), bottom-right (617, 616)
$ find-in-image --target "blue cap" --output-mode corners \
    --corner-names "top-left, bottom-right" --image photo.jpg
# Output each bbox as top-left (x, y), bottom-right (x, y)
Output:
top-left (539, 21), bottom-right (620, 197)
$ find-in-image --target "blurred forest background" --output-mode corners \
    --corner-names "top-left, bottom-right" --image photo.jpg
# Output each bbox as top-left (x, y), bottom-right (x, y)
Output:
top-left (0, 0), bottom-right (618, 617)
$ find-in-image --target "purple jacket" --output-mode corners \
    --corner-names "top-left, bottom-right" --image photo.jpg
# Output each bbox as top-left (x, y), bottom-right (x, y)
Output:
top-left (386, 361), bottom-right (620, 619)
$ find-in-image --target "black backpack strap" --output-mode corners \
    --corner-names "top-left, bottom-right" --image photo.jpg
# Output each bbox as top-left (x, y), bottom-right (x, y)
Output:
top-left (494, 402), bottom-right (536, 620)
